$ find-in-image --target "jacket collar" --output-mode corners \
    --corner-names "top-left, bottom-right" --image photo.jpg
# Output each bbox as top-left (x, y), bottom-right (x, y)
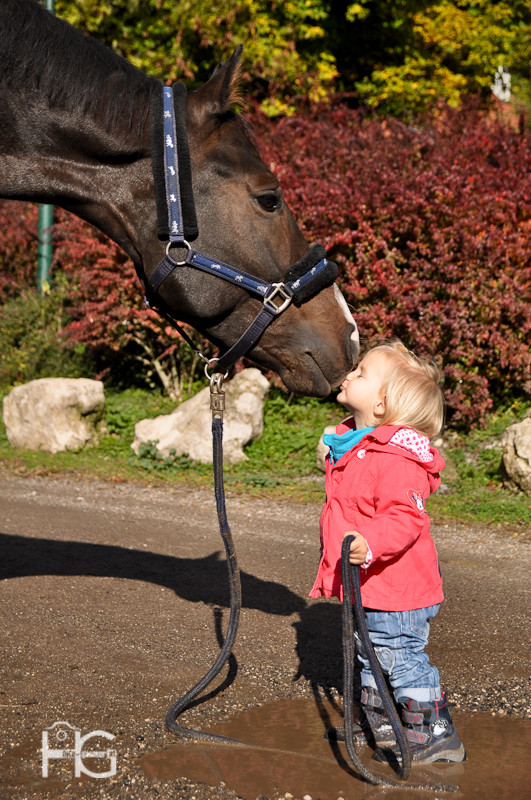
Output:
top-left (333, 419), bottom-right (445, 474)
top-left (336, 418), bottom-right (402, 443)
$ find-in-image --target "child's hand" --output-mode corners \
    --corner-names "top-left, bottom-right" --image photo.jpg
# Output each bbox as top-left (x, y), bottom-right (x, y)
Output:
top-left (343, 531), bottom-right (369, 565)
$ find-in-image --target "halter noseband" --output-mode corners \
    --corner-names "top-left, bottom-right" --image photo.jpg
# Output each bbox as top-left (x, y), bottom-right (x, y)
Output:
top-left (147, 82), bottom-right (338, 373)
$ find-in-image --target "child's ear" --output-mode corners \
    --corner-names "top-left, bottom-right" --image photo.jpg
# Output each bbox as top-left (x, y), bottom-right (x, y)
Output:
top-left (374, 395), bottom-right (386, 420)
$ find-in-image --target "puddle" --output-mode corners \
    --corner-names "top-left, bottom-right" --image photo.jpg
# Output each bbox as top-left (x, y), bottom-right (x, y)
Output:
top-left (140, 696), bottom-right (531, 799)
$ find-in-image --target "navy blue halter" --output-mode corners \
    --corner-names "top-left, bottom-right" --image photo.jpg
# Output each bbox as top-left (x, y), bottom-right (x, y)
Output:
top-left (147, 82), bottom-right (337, 373)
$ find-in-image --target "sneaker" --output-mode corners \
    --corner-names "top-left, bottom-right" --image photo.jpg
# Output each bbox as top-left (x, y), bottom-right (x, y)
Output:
top-left (325, 687), bottom-right (396, 747)
top-left (373, 692), bottom-right (466, 765)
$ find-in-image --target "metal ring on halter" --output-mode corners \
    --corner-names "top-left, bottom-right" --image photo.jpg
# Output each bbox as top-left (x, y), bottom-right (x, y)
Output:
top-left (204, 358), bottom-right (229, 382)
top-left (166, 239), bottom-right (191, 265)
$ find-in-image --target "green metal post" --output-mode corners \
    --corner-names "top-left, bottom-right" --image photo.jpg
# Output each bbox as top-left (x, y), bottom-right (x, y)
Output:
top-left (37, 0), bottom-right (55, 296)
top-left (37, 204), bottom-right (54, 295)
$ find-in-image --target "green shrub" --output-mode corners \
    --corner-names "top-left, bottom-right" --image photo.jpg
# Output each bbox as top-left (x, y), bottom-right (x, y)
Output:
top-left (0, 281), bottom-right (85, 389)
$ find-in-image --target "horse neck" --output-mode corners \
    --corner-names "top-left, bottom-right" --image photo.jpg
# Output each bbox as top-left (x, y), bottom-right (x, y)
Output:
top-left (0, 0), bottom-right (163, 265)
top-left (1, 83), bottom-right (158, 261)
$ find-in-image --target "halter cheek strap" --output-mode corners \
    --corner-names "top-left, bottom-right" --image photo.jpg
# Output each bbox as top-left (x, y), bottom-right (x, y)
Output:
top-left (150, 82), bottom-right (197, 242)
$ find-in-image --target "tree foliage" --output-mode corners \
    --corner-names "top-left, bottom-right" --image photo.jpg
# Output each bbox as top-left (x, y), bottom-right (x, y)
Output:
top-left (55, 0), bottom-right (337, 114)
top-left (340, 0), bottom-right (531, 115)
top-left (54, 0), bottom-right (530, 115)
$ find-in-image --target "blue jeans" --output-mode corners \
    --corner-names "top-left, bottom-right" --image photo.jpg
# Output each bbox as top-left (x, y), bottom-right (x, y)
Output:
top-left (355, 604), bottom-right (441, 703)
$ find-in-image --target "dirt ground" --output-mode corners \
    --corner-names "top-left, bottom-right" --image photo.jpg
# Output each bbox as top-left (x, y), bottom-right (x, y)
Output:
top-left (0, 473), bottom-right (529, 800)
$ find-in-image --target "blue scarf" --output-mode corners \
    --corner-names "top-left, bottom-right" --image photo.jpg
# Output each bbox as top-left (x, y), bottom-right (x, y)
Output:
top-left (323, 425), bottom-right (375, 464)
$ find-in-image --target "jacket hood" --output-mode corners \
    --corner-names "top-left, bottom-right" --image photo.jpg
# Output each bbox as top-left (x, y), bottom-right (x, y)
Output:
top-left (334, 419), bottom-right (445, 486)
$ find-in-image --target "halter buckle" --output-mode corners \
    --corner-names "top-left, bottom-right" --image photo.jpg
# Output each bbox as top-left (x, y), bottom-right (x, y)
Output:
top-left (263, 283), bottom-right (292, 315)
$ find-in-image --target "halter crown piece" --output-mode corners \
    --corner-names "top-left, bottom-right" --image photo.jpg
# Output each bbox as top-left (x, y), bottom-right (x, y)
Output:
top-left (146, 82), bottom-right (338, 374)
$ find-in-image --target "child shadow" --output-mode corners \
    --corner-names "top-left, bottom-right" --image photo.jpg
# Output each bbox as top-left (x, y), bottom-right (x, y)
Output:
top-left (293, 599), bottom-right (361, 734)
top-left (292, 599), bottom-right (366, 772)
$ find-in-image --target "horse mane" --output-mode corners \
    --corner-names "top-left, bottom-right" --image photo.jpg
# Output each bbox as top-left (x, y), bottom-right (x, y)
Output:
top-left (0, 0), bottom-right (158, 135)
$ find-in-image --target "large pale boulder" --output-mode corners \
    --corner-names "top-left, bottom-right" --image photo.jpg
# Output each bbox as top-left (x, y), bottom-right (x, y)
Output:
top-left (132, 368), bottom-right (270, 464)
top-left (502, 410), bottom-right (531, 494)
top-left (3, 378), bottom-right (106, 454)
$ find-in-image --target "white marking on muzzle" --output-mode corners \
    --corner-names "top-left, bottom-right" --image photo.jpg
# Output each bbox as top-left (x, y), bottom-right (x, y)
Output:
top-left (334, 284), bottom-right (359, 346)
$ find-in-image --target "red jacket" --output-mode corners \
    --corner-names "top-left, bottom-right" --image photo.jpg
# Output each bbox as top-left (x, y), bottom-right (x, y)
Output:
top-left (310, 422), bottom-right (445, 611)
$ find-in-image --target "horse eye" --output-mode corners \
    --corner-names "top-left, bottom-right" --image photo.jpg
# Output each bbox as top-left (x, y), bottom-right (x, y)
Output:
top-left (256, 192), bottom-right (282, 212)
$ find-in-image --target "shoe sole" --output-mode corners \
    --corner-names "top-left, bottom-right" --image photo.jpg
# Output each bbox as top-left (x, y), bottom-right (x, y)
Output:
top-left (373, 742), bottom-right (467, 765)
top-left (412, 743), bottom-right (467, 765)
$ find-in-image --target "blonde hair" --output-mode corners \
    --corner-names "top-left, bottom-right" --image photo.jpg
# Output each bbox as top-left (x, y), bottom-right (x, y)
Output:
top-left (369, 340), bottom-right (445, 439)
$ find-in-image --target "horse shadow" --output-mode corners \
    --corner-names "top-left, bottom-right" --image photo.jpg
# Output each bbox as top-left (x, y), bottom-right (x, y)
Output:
top-left (0, 531), bottom-right (305, 615)
top-left (0, 532), bottom-right (351, 705)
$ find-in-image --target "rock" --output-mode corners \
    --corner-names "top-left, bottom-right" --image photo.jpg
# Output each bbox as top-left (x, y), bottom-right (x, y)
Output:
top-left (131, 368), bottom-right (270, 464)
top-left (501, 410), bottom-right (531, 494)
top-left (316, 425), bottom-right (336, 472)
top-left (3, 378), bottom-right (106, 454)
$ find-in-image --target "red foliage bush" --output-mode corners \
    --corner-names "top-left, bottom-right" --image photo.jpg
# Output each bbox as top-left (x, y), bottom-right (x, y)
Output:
top-left (50, 208), bottom-right (144, 350)
top-left (52, 209), bottom-right (208, 398)
top-left (0, 201), bottom-right (38, 302)
top-left (252, 103), bottom-right (531, 426)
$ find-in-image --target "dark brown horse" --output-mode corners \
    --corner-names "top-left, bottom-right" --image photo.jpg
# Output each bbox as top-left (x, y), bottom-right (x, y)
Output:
top-left (0, 0), bottom-right (359, 395)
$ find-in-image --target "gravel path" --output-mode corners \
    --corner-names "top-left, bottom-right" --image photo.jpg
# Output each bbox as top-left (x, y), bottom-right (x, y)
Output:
top-left (0, 474), bottom-right (529, 800)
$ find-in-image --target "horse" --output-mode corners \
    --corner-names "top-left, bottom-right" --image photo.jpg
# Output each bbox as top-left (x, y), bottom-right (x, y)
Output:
top-left (0, 0), bottom-right (359, 395)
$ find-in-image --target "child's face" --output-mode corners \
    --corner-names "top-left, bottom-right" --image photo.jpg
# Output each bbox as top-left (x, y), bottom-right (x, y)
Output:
top-left (337, 350), bottom-right (389, 427)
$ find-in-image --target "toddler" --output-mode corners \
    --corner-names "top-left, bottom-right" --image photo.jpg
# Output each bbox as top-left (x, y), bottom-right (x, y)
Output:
top-left (310, 340), bottom-right (465, 765)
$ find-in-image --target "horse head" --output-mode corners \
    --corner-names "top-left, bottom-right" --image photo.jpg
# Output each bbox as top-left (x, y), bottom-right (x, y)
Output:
top-left (0, 1), bottom-right (358, 395)
top-left (146, 50), bottom-right (359, 396)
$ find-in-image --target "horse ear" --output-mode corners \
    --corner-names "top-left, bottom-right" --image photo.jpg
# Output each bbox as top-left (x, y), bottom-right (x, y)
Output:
top-left (188, 46), bottom-right (243, 130)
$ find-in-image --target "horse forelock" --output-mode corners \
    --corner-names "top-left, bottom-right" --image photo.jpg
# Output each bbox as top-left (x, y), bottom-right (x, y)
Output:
top-left (0, 0), bottom-right (155, 138)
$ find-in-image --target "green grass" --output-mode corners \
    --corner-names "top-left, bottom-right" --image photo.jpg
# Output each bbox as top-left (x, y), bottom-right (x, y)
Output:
top-left (113, 387), bottom-right (340, 500)
top-left (427, 400), bottom-right (530, 535)
top-left (0, 386), bottom-right (337, 499)
top-left (0, 386), bottom-right (529, 536)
